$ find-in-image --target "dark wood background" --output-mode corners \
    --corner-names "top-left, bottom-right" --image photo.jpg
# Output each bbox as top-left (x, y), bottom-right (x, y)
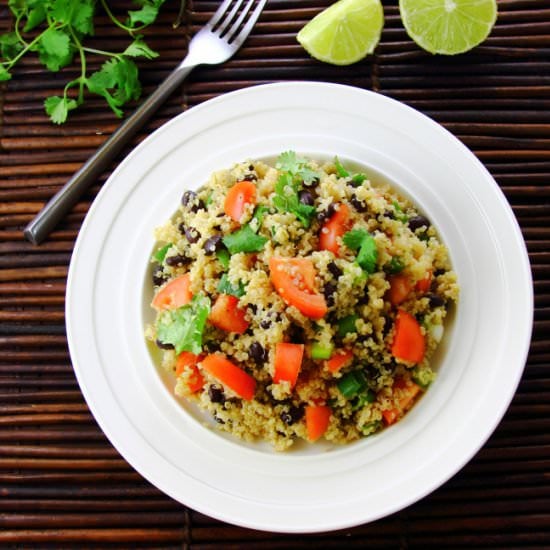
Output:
top-left (1, 0), bottom-right (549, 547)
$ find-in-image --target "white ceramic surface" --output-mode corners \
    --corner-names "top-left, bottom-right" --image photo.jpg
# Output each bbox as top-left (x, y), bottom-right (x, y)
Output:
top-left (66, 82), bottom-right (533, 533)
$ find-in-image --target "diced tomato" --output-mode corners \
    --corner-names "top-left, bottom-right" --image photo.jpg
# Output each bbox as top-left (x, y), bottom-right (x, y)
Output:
top-left (175, 352), bottom-right (205, 393)
top-left (388, 274), bottom-right (413, 306)
top-left (415, 269), bottom-right (432, 293)
top-left (224, 180), bottom-right (257, 223)
top-left (325, 349), bottom-right (354, 373)
top-left (305, 404), bottom-right (331, 441)
top-left (273, 342), bottom-right (304, 389)
top-left (269, 256), bottom-right (327, 320)
top-left (382, 378), bottom-right (421, 425)
top-left (319, 203), bottom-right (351, 257)
top-left (209, 294), bottom-right (249, 334)
top-left (391, 309), bottom-right (425, 364)
top-left (200, 354), bottom-right (256, 400)
top-left (151, 273), bottom-right (192, 310)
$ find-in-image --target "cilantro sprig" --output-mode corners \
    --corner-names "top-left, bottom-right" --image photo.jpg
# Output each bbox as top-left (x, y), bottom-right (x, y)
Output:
top-left (156, 294), bottom-right (211, 355)
top-left (0, 0), bottom-right (165, 124)
top-left (343, 228), bottom-right (378, 274)
top-left (334, 157), bottom-right (367, 186)
top-left (273, 151), bottom-right (320, 228)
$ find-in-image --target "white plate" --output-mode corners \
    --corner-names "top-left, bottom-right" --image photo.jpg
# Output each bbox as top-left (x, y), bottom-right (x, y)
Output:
top-left (66, 82), bottom-right (533, 533)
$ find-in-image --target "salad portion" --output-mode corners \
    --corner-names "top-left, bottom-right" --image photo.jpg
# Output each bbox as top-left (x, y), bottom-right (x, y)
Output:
top-left (146, 152), bottom-right (458, 450)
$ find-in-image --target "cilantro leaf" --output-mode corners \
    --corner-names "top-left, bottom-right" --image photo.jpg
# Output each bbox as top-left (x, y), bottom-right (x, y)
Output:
top-left (342, 228), bottom-right (368, 251)
top-left (128, 3), bottom-right (159, 27)
top-left (0, 32), bottom-right (23, 60)
top-left (0, 66), bottom-right (12, 82)
top-left (222, 224), bottom-right (268, 255)
top-left (37, 28), bottom-right (73, 71)
top-left (44, 95), bottom-right (78, 124)
top-left (86, 57), bottom-right (141, 117)
top-left (217, 274), bottom-right (246, 298)
top-left (392, 201), bottom-right (409, 223)
top-left (23, 6), bottom-right (47, 32)
top-left (334, 157), bottom-right (349, 178)
top-left (49, 0), bottom-right (95, 35)
top-left (273, 171), bottom-right (316, 228)
top-left (123, 36), bottom-right (159, 59)
top-left (276, 150), bottom-right (320, 185)
top-left (334, 156), bottom-right (367, 187)
top-left (356, 235), bottom-right (378, 274)
top-left (343, 228), bottom-right (378, 274)
top-left (156, 294), bottom-right (211, 355)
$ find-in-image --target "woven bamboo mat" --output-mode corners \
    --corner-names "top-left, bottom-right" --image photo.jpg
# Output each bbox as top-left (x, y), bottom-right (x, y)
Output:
top-left (1, 0), bottom-right (549, 547)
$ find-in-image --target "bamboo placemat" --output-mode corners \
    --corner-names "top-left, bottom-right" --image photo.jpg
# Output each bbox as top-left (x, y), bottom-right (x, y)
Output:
top-left (1, 0), bottom-right (549, 547)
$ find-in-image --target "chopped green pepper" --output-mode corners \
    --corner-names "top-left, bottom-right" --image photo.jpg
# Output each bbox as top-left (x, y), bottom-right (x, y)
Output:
top-left (311, 341), bottom-right (333, 360)
top-left (337, 314), bottom-right (359, 338)
top-left (337, 370), bottom-right (367, 399)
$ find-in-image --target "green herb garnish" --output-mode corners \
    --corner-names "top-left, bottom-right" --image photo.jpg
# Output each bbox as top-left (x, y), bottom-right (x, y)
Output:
top-left (334, 156), bottom-right (367, 186)
top-left (343, 228), bottom-right (378, 274)
top-left (273, 151), bottom-right (319, 228)
top-left (222, 224), bottom-right (268, 255)
top-left (385, 256), bottom-right (405, 274)
top-left (156, 294), bottom-right (210, 355)
top-left (1, 0), bottom-right (164, 123)
top-left (392, 201), bottom-right (409, 223)
top-left (217, 274), bottom-right (246, 298)
top-left (215, 248), bottom-right (231, 270)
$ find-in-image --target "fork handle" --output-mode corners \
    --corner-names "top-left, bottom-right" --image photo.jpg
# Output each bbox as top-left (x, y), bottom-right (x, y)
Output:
top-left (24, 64), bottom-right (194, 245)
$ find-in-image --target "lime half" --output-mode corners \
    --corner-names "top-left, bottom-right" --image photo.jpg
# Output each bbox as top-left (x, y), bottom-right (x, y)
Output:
top-left (399, 0), bottom-right (498, 55)
top-left (297, 0), bottom-right (384, 66)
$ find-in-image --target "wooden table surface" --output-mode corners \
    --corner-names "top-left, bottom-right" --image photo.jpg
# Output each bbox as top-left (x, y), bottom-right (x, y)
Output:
top-left (1, 0), bottom-right (549, 547)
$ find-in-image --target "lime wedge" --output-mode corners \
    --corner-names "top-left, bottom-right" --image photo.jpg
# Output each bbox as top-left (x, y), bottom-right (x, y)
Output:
top-left (297, 0), bottom-right (384, 66)
top-left (399, 0), bottom-right (497, 55)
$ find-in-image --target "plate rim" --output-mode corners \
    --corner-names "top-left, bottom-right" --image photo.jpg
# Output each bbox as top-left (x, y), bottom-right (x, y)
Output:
top-left (66, 81), bottom-right (533, 533)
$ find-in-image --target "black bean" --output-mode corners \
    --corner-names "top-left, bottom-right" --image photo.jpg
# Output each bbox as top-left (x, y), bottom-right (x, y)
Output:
top-left (298, 190), bottom-right (314, 206)
top-left (183, 226), bottom-right (200, 244)
top-left (280, 405), bottom-right (304, 425)
top-left (428, 293), bottom-right (446, 308)
top-left (323, 281), bottom-right (337, 307)
top-left (165, 254), bottom-right (189, 267)
top-left (156, 339), bottom-right (174, 350)
top-left (317, 202), bottom-right (336, 223)
top-left (408, 215), bottom-right (431, 232)
top-left (249, 342), bottom-right (267, 364)
top-left (260, 319), bottom-right (271, 329)
top-left (248, 304), bottom-right (258, 314)
top-left (350, 195), bottom-right (368, 212)
top-left (327, 261), bottom-right (342, 279)
top-left (208, 385), bottom-right (226, 404)
top-left (242, 173), bottom-right (257, 182)
top-left (181, 190), bottom-right (205, 212)
top-left (434, 268), bottom-right (446, 277)
top-left (203, 234), bottom-right (222, 254)
top-left (383, 210), bottom-right (395, 219)
top-left (303, 176), bottom-right (320, 187)
top-left (152, 265), bottom-right (166, 286)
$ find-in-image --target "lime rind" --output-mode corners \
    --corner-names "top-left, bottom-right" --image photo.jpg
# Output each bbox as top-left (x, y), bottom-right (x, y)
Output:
top-left (297, 0), bottom-right (384, 66)
top-left (399, 0), bottom-right (498, 55)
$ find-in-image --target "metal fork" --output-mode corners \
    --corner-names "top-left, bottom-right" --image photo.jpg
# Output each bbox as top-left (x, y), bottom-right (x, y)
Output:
top-left (24, 0), bottom-right (267, 245)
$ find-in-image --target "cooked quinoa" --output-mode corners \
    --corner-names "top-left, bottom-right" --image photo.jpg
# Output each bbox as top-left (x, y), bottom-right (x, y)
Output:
top-left (145, 152), bottom-right (459, 451)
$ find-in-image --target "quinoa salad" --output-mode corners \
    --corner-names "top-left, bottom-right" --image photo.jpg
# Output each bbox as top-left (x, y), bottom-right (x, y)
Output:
top-left (145, 152), bottom-right (459, 451)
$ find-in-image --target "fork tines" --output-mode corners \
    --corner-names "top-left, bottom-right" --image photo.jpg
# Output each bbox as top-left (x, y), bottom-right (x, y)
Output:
top-left (210, 0), bottom-right (266, 44)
